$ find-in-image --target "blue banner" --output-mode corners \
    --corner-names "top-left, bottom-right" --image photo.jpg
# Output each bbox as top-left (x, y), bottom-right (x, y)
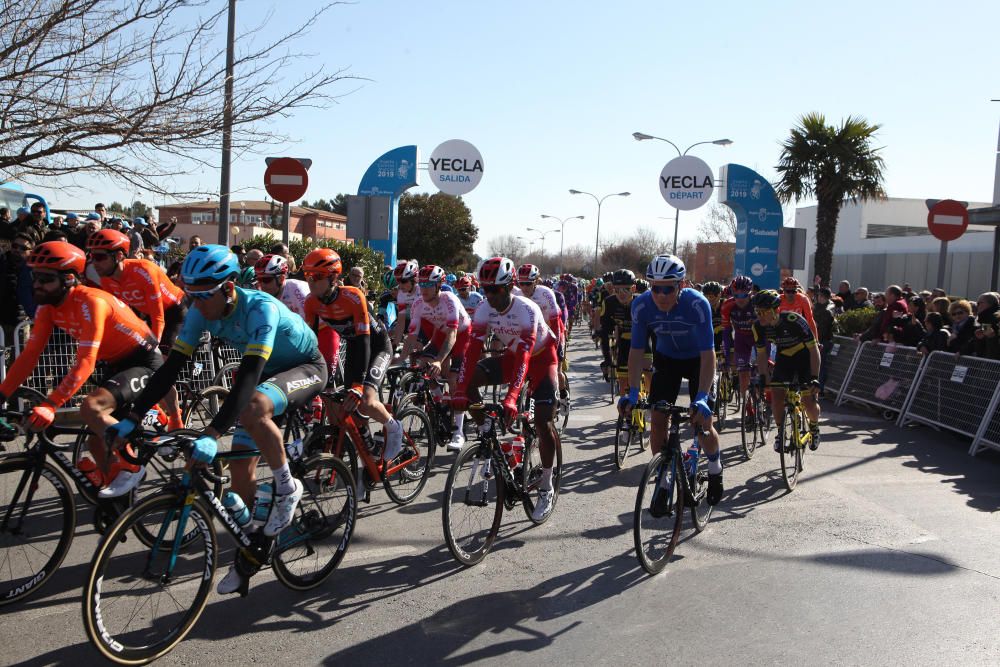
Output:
top-left (357, 145), bottom-right (420, 266)
top-left (720, 163), bottom-right (782, 290)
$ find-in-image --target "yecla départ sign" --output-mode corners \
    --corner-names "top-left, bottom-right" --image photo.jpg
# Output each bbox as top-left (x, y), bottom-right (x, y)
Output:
top-left (428, 139), bottom-right (484, 196)
top-left (658, 155), bottom-right (713, 211)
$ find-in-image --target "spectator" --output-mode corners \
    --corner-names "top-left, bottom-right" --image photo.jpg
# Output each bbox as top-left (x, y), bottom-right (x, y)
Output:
top-left (947, 299), bottom-right (977, 355)
top-left (902, 282), bottom-right (914, 300)
top-left (82, 217), bottom-right (101, 245)
top-left (918, 312), bottom-right (950, 355)
top-left (857, 292), bottom-right (886, 342)
top-left (830, 295), bottom-right (845, 316)
top-left (156, 216), bottom-right (177, 243)
top-left (189, 235), bottom-right (202, 250)
top-left (931, 296), bottom-right (952, 326)
top-left (230, 244), bottom-right (247, 267)
top-left (245, 248), bottom-right (263, 267)
top-left (836, 280), bottom-right (857, 310)
top-left (814, 287), bottom-right (835, 395)
top-left (270, 242), bottom-right (289, 258)
top-left (18, 205), bottom-right (44, 240)
top-left (0, 233), bottom-right (36, 343)
top-left (62, 212), bottom-right (86, 249)
top-left (907, 294), bottom-right (926, 323)
top-left (0, 207), bottom-right (15, 251)
top-left (106, 217), bottom-right (124, 232)
top-left (42, 230), bottom-right (68, 243)
top-left (347, 265), bottom-right (366, 290)
top-left (973, 292), bottom-right (1000, 360)
top-left (94, 202), bottom-right (107, 221)
top-left (931, 287), bottom-right (947, 299)
top-left (888, 310), bottom-right (924, 347)
top-left (853, 287), bottom-right (873, 309)
top-left (876, 285), bottom-right (909, 341)
top-left (127, 218), bottom-right (145, 258)
top-left (0, 207), bottom-right (9, 224)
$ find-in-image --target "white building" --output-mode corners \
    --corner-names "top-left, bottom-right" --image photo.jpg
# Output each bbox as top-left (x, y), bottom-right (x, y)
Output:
top-left (792, 197), bottom-right (997, 297)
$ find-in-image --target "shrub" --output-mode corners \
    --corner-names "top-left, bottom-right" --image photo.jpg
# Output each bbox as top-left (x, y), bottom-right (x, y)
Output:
top-left (834, 306), bottom-right (877, 336)
top-left (239, 233), bottom-right (384, 282)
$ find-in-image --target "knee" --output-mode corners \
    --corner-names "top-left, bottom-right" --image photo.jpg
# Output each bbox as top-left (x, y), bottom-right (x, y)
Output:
top-left (241, 393), bottom-right (272, 425)
top-left (80, 393), bottom-right (110, 421)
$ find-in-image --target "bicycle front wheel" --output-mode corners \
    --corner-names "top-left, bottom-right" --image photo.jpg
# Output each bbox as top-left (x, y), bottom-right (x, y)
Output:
top-left (442, 443), bottom-right (504, 566)
top-left (0, 456), bottom-right (76, 607)
top-left (521, 425), bottom-right (562, 525)
top-left (82, 493), bottom-right (216, 665)
top-left (780, 409), bottom-right (801, 491)
top-left (634, 451), bottom-right (683, 575)
top-left (383, 407), bottom-right (435, 505)
top-left (613, 415), bottom-right (631, 470)
top-left (740, 393), bottom-right (758, 460)
top-left (274, 454), bottom-right (355, 590)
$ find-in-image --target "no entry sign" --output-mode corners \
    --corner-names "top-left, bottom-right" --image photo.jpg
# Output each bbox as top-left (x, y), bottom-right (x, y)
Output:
top-left (264, 157), bottom-right (309, 203)
top-left (927, 199), bottom-right (969, 242)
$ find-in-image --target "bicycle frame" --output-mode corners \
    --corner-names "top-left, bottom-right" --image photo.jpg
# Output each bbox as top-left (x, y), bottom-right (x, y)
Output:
top-left (321, 394), bottom-right (421, 484)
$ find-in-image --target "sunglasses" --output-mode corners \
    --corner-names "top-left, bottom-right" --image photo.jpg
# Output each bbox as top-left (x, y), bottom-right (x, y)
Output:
top-left (733, 292), bottom-right (749, 299)
top-left (90, 251), bottom-right (113, 262)
top-left (257, 276), bottom-right (277, 285)
top-left (184, 283), bottom-right (225, 300)
top-left (31, 272), bottom-right (60, 285)
top-left (304, 272), bottom-right (330, 282)
top-left (12, 243), bottom-right (30, 251)
top-left (651, 284), bottom-right (677, 295)
top-left (419, 281), bottom-right (439, 289)
top-left (483, 285), bottom-right (504, 295)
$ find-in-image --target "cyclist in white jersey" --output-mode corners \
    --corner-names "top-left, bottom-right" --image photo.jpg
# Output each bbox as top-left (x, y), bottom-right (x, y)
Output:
top-left (390, 259), bottom-right (420, 348)
top-left (255, 254), bottom-right (308, 319)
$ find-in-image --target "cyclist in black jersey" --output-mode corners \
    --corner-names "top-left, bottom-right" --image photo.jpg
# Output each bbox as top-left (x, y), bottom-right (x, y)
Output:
top-left (751, 290), bottom-right (821, 452)
top-left (600, 269), bottom-right (652, 409)
top-left (702, 281), bottom-right (728, 354)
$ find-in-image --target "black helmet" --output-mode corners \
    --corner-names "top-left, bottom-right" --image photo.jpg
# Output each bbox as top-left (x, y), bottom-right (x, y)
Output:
top-left (753, 289), bottom-right (781, 310)
top-left (611, 269), bottom-right (636, 286)
top-left (634, 278), bottom-right (650, 294)
top-left (702, 281), bottom-right (722, 296)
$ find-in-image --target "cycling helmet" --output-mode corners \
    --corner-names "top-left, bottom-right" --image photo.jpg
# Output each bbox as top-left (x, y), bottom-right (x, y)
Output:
top-left (382, 269), bottom-right (398, 289)
top-left (542, 278), bottom-right (554, 288)
top-left (730, 275), bottom-right (754, 293)
top-left (393, 259), bottom-right (419, 281)
top-left (702, 281), bottom-right (722, 296)
top-left (87, 229), bottom-right (130, 254)
top-left (455, 275), bottom-right (473, 289)
top-left (445, 273), bottom-right (457, 284)
top-left (753, 290), bottom-right (782, 310)
top-left (181, 244), bottom-right (239, 285)
top-left (478, 257), bottom-right (516, 286)
top-left (602, 271), bottom-right (614, 282)
top-left (646, 254), bottom-right (686, 281)
top-left (634, 278), bottom-right (650, 294)
top-left (781, 276), bottom-right (800, 290)
top-left (238, 266), bottom-right (256, 288)
top-left (611, 269), bottom-right (636, 286)
top-left (28, 241), bottom-right (86, 274)
top-left (303, 248), bottom-right (342, 277)
top-left (517, 264), bottom-right (540, 283)
top-left (255, 253), bottom-right (289, 277)
top-left (594, 278), bottom-right (604, 288)
top-left (418, 264), bottom-right (446, 285)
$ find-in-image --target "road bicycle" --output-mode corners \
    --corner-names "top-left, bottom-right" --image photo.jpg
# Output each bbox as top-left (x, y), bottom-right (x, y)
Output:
top-left (82, 428), bottom-right (355, 665)
top-left (776, 383), bottom-right (814, 491)
top-left (740, 377), bottom-right (773, 460)
top-left (442, 403), bottom-right (563, 566)
top-left (633, 403), bottom-right (714, 575)
top-left (614, 397), bottom-right (648, 470)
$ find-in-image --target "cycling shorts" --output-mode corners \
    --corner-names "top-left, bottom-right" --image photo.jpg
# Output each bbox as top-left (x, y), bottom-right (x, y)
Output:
top-left (101, 346), bottom-right (164, 413)
top-left (256, 352), bottom-right (327, 418)
top-left (649, 352), bottom-right (716, 409)
top-left (478, 343), bottom-right (558, 406)
top-left (770, 348), bottom-right (813, 386)
top-left (423, 327), bottom-right (470, 374)
top-left (364, 329), bottom-right (393, 391)
top-left (733, 334), bottom-right (754, 370)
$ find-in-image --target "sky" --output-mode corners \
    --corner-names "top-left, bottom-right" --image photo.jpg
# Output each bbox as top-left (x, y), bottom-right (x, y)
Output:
top-left (48, 0), bottom-right (1000, 257)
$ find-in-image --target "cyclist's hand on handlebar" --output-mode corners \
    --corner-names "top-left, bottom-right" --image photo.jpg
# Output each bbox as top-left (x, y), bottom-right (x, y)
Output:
top-left (691, 392), bottom-right (713, 424)
top-left (501, 395), bottom-right (518, 425)
top-left (341, 386), bottom-right (363, 415)
top-left (27, 404), bottom-right (55, 432)
top-left (425, 359), bottom-right (443, 379)
top-left (106, 417), bottom-right (138, 450)
top-left (189, 434), bottom-right (217, 465)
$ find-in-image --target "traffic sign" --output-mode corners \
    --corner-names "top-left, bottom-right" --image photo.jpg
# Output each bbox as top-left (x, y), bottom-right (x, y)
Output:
top-left (264, 157), bottom-right (309, 203)
top-left (927, 199), bottom-right (969, 242)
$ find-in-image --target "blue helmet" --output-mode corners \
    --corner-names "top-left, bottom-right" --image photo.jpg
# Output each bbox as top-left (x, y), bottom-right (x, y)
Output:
top-left (446, 273), bottom-right (456, 284)
top-left (181, 244), bottom-right (240, 285)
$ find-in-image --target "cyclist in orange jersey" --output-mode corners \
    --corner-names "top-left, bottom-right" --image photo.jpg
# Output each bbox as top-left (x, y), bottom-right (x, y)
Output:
top-left (779, 276), bottom-right (818, 339)
top-left (0, 242), bottom-right (173, 497)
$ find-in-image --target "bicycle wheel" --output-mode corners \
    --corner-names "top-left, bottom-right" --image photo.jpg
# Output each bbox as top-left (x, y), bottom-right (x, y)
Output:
top-left (305, 424), bottom-right (359, 489)
top-left (740, 392), bottom-right (758, 460)
top-left (613, 414), bottom-right (631, 471)
top-left (555, 390), bottom-right (571, 435)
top-left (382, 407), bottom-right (434, 505)
top-left (82, 493), bottom-right (216, 665)
top-left (779, 409), bottom-right (801, 491)
top-left (274, 453), bottom-right (355, 589)
top-left (633, 451), bottom-right (683, 575)
top-left (715, 373), bottom-right (729, 431)
top-left (521, 425), bottom-right (562, 524)
top-left (0, 456), bottom-right (76, 607)
top-left (442, 442), bottom-right (504, 566)
top-left (688, 449), bottom-right (714, 532)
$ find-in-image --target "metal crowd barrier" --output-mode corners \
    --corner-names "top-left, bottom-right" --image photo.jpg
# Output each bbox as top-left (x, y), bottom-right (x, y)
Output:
top-left (13, 320), bottom-right (102, 409)
top-left (897, 351), bottom-right (1000, 454)
top-left (0, 326), bottom-right (7, 384)
top-left (836, 341), bottom-right (923, 415)
top-left (823, 335), bottom-right (863, 399)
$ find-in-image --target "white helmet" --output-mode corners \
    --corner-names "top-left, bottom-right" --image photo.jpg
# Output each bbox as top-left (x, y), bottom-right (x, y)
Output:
top-left (393, 259), bottom-right (419, 281)
top-left (646, 254), bottom-right (685, 281)
top-left (478, 256), bottom-right (516, 286)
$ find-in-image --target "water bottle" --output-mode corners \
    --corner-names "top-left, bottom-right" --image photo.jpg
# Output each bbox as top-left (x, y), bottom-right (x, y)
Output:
top-left (683, 440), bottom-right (700, 477)
top-left (309, 395), bottom-right (324, 424)
top-left (222, 490), bottom-right (251, 528)
top-left (500, 436), bottom-right (524, 469)
top-left (249, 482), bottom-right (273, 532)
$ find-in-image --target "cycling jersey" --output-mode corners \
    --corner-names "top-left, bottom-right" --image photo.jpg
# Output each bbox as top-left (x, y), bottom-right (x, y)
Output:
top-left (562, 283), bottom-right (579, 313)
top-left (721, 298), bottom-right (756, 337)
top-left (710, 301), bottom-right (726, 350)
top-left (630, 288), bottom-right (715, 360)
top-left (458, 290), bottom-right (484, 317)
top-left (600, 294), bottom-right (632, 341)
top-left (305, 285), bottom-right (390, 390)
top-left (553, 289), bottom-right (568, 324)
top-left (779, 292), bottom-right (818, 338)
top-left (0, 285), bottom-right (157, 407)
top-left (395, 285), bottom-right (419, 316)
top-left (279, 278), bottom-right (310, 319)
top-left (408, 290), bottom-right (471, 341)
top-left (527, 285), bottom-right (565, 342)
top-left (752, 311), bottom-right (817, 357)
top-left (377, 291), bottom-right (397, 329)
top-left (98, 258), bottom-right (184, 341)
top-left (174, 287), bottom-right (317, 374)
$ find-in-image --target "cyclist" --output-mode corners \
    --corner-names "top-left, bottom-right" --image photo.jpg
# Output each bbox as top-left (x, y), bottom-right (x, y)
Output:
top-left (560, 273), bottom-right (580, 339)
top-left (237, 265), bottom-right (256, 288)
top-left (390, 259), bottom-right (420, 348)
top-left (779, 276), bottom-right (818, 338)
top-left (255, 253), bottom-right (309, 319)
top-left (751, 290), bottom-right (821, 452)
top-left (0, 241), bottom-right (165, 497)
top-left (456, 274), bottom-right (484, 317)
top-left (600, 269), bottom-right (653, 410)
top-left (401, 264), bottom-right (472, 449)
top-left (107, 244), bottom-right (327, 594)
top-left (517, 264), bottom-right (568, 399)
top-left (376, 269), bottom-right (399, 330)
top-left (622, 254), bottom-right (723, 511)
top-left (301, 248), bottom-right (403, 465)
top-left (701, 281), bottom-right (727, 354)
top-left (451, 257), bottom-right (561, 521)
top-left (721, 275), bottom-right (758, 414)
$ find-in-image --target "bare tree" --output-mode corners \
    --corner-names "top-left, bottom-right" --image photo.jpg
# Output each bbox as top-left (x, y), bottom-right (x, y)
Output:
top-left (0, 0), bottom-right (358, 195)
top-left (488, 234), bottom-right (526, 259)
top-left (696, 203), bottom-right (737, 243)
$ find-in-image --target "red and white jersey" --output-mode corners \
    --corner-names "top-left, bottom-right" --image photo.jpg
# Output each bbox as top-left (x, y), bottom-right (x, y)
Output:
top-left (280, 278), bottom-right (310, 319)
top-left (527, 285), bottom-right (562, 334)
top-left (471, 294), bottom-right (556, 356)
top-left (408, 290), bottom-right (471, 338)
top-left (395, 285), bottom-right (419, 316)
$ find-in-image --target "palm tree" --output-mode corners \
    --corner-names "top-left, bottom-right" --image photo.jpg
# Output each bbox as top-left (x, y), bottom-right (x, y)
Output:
top-left (774, 113), bottom-right (887, 286)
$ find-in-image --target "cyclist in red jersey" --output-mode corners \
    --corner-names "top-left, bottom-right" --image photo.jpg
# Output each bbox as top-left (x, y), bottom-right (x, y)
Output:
top-left (0, 242), bottom-right (169, 497)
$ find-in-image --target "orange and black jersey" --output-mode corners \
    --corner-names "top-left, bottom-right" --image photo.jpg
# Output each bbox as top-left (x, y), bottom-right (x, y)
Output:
top-left (304, 286), bottom-right (387, 389)
top-left (752, 311), bottom-right (817, 357)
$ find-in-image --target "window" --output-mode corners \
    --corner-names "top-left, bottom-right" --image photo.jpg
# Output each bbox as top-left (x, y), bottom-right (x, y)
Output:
top-left (191, 212), bottom-right (214, 224)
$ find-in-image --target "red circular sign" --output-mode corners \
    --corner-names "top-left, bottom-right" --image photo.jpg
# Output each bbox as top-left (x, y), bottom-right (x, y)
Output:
top-left (264, 157), bottom-right (309, 203)
top-left (927, 199), bottom-right (969, 242)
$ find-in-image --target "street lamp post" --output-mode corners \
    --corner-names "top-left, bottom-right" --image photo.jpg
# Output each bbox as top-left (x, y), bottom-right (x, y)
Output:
top-left (568, 190), bottom-right (630, 275)
top-left (540, 214), bottom-right (585, 274)
top-left (632, 132), bottom-right (733, 255)
top-left (526, 226), bottom-right (559, 253)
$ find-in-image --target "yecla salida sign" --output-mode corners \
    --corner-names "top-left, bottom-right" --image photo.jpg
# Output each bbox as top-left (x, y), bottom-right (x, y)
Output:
top-left (428, 139), bottom-right (484, 196)
top-left (659, 155), bottom-right (714, 211)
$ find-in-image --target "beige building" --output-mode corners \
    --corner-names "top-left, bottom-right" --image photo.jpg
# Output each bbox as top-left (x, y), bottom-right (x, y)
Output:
top-left (156, 200), bottom-right (348, 247)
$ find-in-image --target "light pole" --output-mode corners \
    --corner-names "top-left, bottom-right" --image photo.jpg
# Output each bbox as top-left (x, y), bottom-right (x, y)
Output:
top-left (632, 132), bottom-right (732, 255)
top-left (540, 214), bottom-right (584, 274)
top-left (526, 226), bottom-right (559, 253)
top-left (516, 236), bottom-right (537, 257)
top-left (568, 190), bottom-right (630, 275)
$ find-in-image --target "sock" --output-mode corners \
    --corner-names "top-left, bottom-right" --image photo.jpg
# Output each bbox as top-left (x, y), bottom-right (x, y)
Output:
top-left (540, 467), bottom-right (553, 491)
top-left (273, 463), bottom-right (294, 495)
top-left (453, 411), bottom-right (465, 433)
top-left (707, 451), bottom-right (722, 475)
top-left (167, 408), bottom-right (184, 431)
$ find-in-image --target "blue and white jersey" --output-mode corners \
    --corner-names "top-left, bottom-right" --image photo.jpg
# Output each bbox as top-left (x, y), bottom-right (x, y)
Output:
top-left (630, 288), bottom-right (715, 360)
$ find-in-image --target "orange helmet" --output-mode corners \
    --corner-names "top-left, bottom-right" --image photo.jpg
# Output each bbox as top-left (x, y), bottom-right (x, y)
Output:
top-left (455, 275), bottom-right (473, 289)
top-left (303, 248), bottom-right (342, 277)
top-left (87, 229), bottom-right (130, 254)
top-left (28, 241), bottom-right (86, 274)
top-left (781, 276), bottom-right (800, 290)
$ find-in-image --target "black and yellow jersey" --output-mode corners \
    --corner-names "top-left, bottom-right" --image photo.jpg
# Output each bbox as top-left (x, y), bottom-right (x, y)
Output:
top-left (752, 311), bottom-right (816, 357)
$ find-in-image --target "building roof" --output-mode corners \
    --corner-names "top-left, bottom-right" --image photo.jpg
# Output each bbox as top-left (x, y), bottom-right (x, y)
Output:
top-left (157, 200), bottom-right (346, 221)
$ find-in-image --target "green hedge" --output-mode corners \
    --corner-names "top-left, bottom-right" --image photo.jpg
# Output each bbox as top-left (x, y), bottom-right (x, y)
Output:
top-left (834, 306), bottom-right (877, 336)
top-left (238, 233), bottom-right (385, 283)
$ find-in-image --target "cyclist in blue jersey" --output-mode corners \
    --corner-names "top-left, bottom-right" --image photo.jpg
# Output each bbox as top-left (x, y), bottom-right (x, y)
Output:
top-left (107, 245), bottom-right (326, 595)
top-left (622, 253), bottom-right (723, 511)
